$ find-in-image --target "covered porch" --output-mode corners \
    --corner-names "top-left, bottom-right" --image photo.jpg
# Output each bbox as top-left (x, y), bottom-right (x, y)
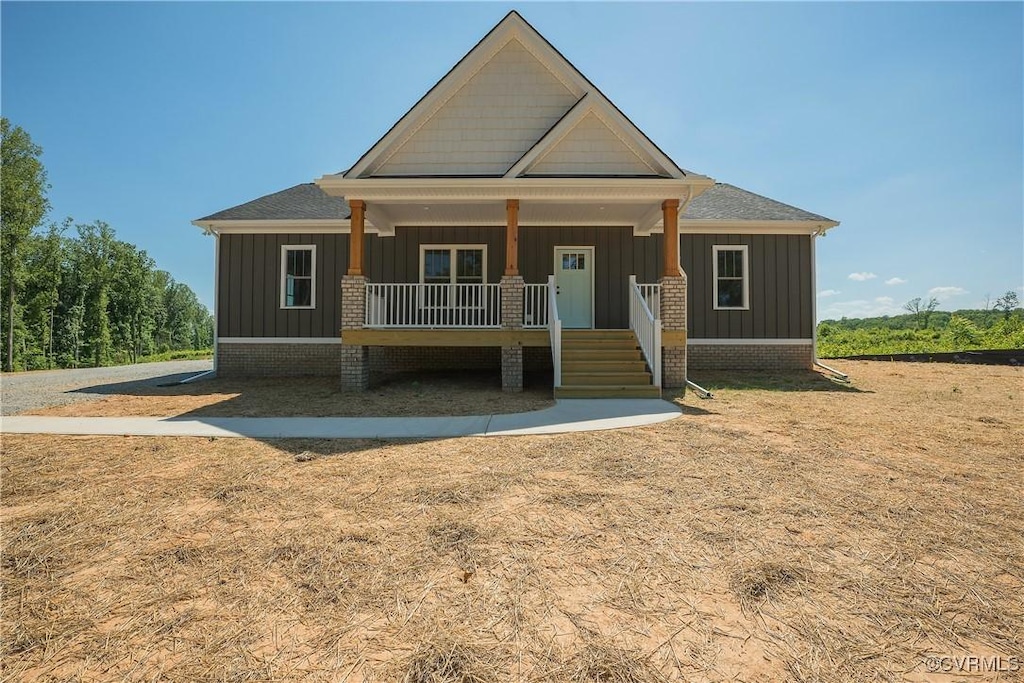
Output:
top-left (315, 177), bottom-right (702, 395)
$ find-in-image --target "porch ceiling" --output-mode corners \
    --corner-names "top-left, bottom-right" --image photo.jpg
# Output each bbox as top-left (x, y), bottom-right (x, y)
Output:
top-left (368, 199), bottom-right (661, 231)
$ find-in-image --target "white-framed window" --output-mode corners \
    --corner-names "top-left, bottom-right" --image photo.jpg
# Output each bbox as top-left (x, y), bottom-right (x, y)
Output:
top-left (419, 245), bottom-right (486, 285)
top-left (419, 244), bottom-right (487, 309)
top-left (280, 244), bottom-right (316, 309)
top-left (712, 244), bottom-right (749, 310)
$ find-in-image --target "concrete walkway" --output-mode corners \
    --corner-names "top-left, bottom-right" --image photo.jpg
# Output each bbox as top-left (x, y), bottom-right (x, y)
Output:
top-left (0, 399), bottom-right (681, 439)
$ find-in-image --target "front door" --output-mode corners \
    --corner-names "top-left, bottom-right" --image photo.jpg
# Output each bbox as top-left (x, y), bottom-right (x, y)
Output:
top-left (554, 246), bottom-right (594, 329)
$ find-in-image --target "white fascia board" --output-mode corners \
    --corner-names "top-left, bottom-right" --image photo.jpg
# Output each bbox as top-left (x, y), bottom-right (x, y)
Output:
top-left (688, 338), bottom-right (814, 345)
top-left (346, 14), bottom-right (588, 180)
top-left (678, 220), bottom-right (840, 235)
top-left (191, 219), bottom-right (380, 235)
top-left (315, 176), bottom-right (710, 202)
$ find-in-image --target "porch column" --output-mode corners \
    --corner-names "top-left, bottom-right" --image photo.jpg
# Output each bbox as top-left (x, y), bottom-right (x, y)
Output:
top-left (662, 198), bottom-right (680, 277)
top-left (504, 199), bottom-right (519, 276)
top-left (501, 199), bottom-right (524, 391)
top-left (341, 197), bottom-right (369, 389)
top-left (660, 197), bottom-right (687, 389)
top-left (347, 199), bottom-right (366, 276)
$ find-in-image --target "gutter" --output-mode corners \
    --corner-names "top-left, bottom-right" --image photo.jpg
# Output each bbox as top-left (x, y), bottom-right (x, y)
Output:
top-left (811, 227), bottom-right (849, 382)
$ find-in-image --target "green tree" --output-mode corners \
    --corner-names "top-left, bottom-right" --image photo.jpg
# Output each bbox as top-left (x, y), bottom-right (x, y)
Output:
top-left (995, 291), bottom-right (1020, 319)
top-left (903, 296), bottom-right (939, 330)
top-left (74, 221), bottom-right (116, 366)
top-left (946, 315), bottom-right (980, 349)
top-left (1, 118), bottom-right (50, 371)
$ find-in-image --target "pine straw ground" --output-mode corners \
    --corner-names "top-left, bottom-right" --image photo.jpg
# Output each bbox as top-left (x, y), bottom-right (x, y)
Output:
top-left (2, 361), bottom-right (1022, 682)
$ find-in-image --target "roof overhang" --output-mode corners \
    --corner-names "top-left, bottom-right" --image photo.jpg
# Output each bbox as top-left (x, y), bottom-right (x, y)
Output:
top-left (191, 218), bottom-right (376, 236)
top-left (680, 219), bottom-right (841, 236)
top-left (315, 176), bottom-right (715, 235)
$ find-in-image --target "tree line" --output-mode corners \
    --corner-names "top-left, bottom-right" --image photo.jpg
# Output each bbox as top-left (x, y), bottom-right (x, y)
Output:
top-left (2, 118), bottom-right (212, 372)
top-left (817, 293), bottom-right (1023, 358)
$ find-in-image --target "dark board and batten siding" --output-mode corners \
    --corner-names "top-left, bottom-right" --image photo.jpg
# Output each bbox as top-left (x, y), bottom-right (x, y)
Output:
top-left (520, 227), bottom-right (662, 329)
top-left (365, 227), bottom-right (505, 284)
top-left (217, 233), bottom-right (349, 338)
top-left (217, 228), bottom-right (812, 340)
top-left (681, 234), bottom-right (813, 339)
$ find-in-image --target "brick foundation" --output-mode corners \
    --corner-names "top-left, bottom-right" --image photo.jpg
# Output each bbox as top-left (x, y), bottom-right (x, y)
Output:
top-left (217, 343), bottom-right (344, 378)
top-left (687, 343), bottom-right (814, 371)
top-left (501, 346), bottom-right (524, 392)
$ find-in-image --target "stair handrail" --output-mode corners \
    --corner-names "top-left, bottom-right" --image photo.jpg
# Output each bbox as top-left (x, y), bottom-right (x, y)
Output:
top-left (629, 275), bottom-right (661, 388)
top-left (547, 274), bottom-right (562, 388)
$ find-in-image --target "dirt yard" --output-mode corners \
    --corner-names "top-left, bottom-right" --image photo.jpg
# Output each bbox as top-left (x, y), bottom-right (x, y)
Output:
top-left (2, 361), bottom-right (1022, 682)
top-left (22, 370), bottom-right (555, 418)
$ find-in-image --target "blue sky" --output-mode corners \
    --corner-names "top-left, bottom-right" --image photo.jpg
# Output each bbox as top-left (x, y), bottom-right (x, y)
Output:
top-left (3, 1), bottom-right (1021, 319)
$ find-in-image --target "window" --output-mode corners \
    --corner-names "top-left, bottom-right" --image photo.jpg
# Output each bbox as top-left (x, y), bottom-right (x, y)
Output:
top-left (561, 252), bottom-right (586, 270)
top-left (712, 245), bottom-right (749, 310)
top-left (419, 245), bottom-right (487, 308)
top-left (281, 245), bottom-right (316, 309)
top-left (421, 245), bottom-right (485, 284)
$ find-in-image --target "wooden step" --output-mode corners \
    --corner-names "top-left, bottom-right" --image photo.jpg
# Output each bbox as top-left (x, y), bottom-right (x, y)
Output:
top-left (562, 329), bottom-right (635, 340)
top-left (561, 371), bottom-right (652, 386)
top-left (562, 359), bottom-right (648, 373)
top-left (562, 338), bottom-right (640, 351)
top-left (555, 384), bottom-right (662, 399)
top-left (562, 348), bottom-right (644, 362)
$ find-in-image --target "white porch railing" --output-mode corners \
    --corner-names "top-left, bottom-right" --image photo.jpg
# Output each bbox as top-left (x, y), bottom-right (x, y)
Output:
top-left (638, 283), bottom-right (660, 319)
top-left (629, 275), bottom-right (661, 388)
top-left (547, 275), bottom-right (562, 388)
top-left (524, 283), bottom-right (548, 328)
top-left (365, 283), bottom-right (501, 328)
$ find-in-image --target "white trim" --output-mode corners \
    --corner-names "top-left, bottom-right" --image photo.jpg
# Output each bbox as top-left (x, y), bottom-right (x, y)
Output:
top-left (317, 176), bottom-right (712, 203)
top-left (680, 220), bottom-right (839, 235)
top-left (812, 232), bottom-right (819, 359)
top-left (504, 94), bottom-right (592, 178)
top-left (712, 244), bottom-right (749, 311)
top-left (191, 219), bottom-right (381, 235)
top-left (553, 245), bottom-right (596, 329)
top-left (688, 338), bottom-right (814, 346)
top-left (280, 244), bottom-right (317, 310)
top-left (418, 244), bottom-right (488, 284)
top-left (219, 337), bottom-right (343, 344)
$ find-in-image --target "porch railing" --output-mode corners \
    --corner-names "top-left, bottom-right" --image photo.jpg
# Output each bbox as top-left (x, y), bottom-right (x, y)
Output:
top-left (638, 283), bottom-right (660, 319)
top-left (365, 283), bottom-right (501, 328)
top-left (547, 275), bottom-right (562, 388)
top-left (523, 283), bottom-right (549, 328)
top-left (629, 275), bottom-right (661, 388)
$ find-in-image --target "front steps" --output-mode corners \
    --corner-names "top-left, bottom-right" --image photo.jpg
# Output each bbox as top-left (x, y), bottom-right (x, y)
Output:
top-left (555, 330), bottom-right (660, 398)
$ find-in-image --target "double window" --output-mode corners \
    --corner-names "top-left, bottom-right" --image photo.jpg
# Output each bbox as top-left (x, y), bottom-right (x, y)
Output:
top-left (712, 245), bottom-right (748, 310)
top-left (280, 245), bottom-right (316, 309)
top-left (419, 245), bottom-right (487, 308)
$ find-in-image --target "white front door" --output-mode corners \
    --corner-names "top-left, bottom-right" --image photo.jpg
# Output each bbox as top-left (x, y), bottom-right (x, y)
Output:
top-left (554, 246), bottom-right (594, 329)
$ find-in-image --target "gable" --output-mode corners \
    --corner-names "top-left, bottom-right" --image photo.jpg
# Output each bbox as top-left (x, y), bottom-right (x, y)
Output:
top-left (374, 40), bottom-right (580, 177)
top-left (524, 111), bottom-right (659, 177)
top-left (343, 11), bottom-right (687, 181)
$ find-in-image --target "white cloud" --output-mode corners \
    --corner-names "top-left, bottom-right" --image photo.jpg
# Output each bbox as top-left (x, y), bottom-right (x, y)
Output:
top-left (819, 297), bottom-right (905, 320)
top-left (885, 277), bottom-right (907, 286)
top-left (928, 286), bottom-right (967, 300)
top-left (848, 272), bottom-right (877, 282)
top-left (818, 289), bottom-right (841, 298)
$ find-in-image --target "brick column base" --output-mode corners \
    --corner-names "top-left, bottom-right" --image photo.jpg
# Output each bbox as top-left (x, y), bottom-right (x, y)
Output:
top-left (659, 275), bottom-right (688, 389)
top-left (340, 345), bottom-right (370, 390)
top-left (501, 346), bottom-right (524, 392)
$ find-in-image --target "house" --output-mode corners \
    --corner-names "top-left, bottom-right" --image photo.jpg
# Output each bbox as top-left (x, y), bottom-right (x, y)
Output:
top-left (193, 11), bottom-right (838, 398)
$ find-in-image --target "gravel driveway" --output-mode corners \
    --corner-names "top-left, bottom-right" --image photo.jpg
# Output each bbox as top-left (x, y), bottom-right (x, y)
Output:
top-left (0, 360), bottom-right (213, 416)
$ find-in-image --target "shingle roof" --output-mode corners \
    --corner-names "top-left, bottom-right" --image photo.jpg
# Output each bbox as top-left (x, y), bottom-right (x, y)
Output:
top-left (197, 181), bottom-right (833, 224)
top-left (684, 183), bottom-right (834, 222)
top-left (197, 183), bottom-right (351, 221)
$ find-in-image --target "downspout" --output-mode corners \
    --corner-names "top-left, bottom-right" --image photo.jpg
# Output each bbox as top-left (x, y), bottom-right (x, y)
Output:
top-left (811, 228), bottom-right (848, 381)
